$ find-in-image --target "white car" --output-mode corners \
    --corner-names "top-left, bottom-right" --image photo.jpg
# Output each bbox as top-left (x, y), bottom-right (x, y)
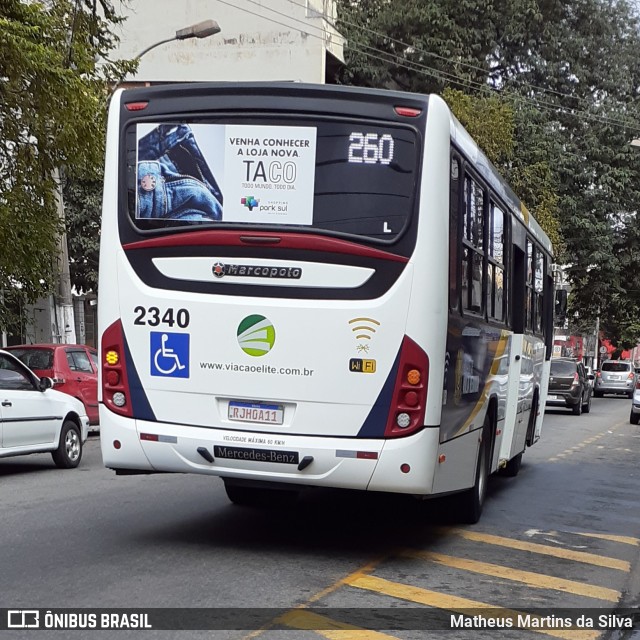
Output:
top-left (0, 349), bottom-right (90, 467)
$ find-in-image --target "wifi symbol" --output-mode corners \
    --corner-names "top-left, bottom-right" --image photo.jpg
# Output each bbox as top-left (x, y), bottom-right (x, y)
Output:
top-left (349, 317), bottom-right (381, 340)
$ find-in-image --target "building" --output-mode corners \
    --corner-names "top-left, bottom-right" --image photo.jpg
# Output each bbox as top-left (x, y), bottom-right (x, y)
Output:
top-left (112, 0), bottom-right (344, 84)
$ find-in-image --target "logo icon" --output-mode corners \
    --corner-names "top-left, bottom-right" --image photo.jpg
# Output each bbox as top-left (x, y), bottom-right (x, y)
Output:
top-left (8, 610), bottom-right (39, 629)
top-left (213, 262), bottom-right (226, 278)
top-left (237, 315), bottom-right (276, 357)
top-left (241, 196), bottom-right (260, 211)
top-left (348, 317), bottom-right (380, 354)
top-left (150, 332), bottom-right (190, 378)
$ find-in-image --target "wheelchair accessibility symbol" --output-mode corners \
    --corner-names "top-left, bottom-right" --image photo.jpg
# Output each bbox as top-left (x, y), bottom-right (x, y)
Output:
top-left (150, 332), bottom-right (189, 378)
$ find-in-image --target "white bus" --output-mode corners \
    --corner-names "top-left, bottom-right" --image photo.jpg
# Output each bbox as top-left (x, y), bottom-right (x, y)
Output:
top-left (99, 83), bottom-right (554, 523)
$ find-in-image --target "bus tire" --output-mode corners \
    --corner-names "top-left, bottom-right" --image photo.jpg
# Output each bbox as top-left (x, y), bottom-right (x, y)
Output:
top-left (51, 420), bottom-right (83, 469)
top-left (224, 482), bottom-right (297, 508)
top-left (457, 416), bottom-right (490, 524)
top-left (500, 452), bottom-right (522, 478)
top-left (525, 394), bottom-right (539, 447)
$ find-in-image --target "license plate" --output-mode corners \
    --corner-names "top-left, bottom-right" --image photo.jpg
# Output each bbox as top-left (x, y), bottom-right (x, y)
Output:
top-left (547, 395), bottom-right (558, 400)
top-left (214, 445), bottom-right (299, 465)
top-left (228, 401), bottom-right (283, 425)
top-left (611, 375), bottom-right (620, 380)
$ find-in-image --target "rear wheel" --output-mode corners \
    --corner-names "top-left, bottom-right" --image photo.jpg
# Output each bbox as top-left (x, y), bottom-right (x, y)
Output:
top-left (572, 399), bottom-right (582, 416)
top-left (51, 420), bottom-right (82, 469)
top-left (630, 411), bottom-right (640, 425)
top-left (456, 415), bottom-right (491, 524)
top-left (582, 393), bottom-right (591, 413)
top-left (593, 391), bottom-right (603, 398)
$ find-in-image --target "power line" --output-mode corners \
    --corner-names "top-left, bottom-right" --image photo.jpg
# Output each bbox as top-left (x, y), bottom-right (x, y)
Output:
top-left (217, 0), bottom-right (640, 133)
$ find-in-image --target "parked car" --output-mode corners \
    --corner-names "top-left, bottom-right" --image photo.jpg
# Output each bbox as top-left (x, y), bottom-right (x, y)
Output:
top-left (546, 358), bottom-right (593, 415)
top-left (594, 360), bottom-right (636, 398)
top-left (0, 349), bottom-right (89, 467)
top-left (630, 379), bottom-right (640, 424)
top-left (5, 344), bottom-right (99, 426)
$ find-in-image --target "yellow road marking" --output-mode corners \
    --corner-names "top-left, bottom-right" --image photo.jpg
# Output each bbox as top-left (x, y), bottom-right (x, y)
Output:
top-left (346, 574), bottom-right (601, 640)
top-left (444, 529), bottom-right (630, 571)
top-left (278, 610), bottom-right (397, 639)
top-left (403, 550), bottom-right (620, 602)
top-left (240, 556), bottom-right (387, 640)
top-left (575, 532), bottom-right (640, 546)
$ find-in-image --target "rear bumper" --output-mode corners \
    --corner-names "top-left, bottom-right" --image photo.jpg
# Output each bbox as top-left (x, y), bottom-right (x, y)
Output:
top-left (100, 408), bottom-right (441, 495)
top-left (545, 390), bottom-right (580, 407)
top-left (595, 383), bottom-right (633, 394)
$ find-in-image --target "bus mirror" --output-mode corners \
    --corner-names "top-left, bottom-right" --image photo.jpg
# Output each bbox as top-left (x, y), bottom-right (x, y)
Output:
top-left (555, 289), bottom-right (568, 321)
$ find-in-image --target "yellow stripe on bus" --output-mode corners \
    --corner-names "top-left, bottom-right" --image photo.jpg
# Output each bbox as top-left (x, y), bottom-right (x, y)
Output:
top-left (346, 574), bottom-right (601, 640)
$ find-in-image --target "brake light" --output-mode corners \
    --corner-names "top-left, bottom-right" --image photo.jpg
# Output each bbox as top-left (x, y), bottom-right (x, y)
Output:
top-left (384, 336), bottom-right (429, 438)
top-left (596, 371), bottom-right (602, 377)
top-left (394, 106), bottom-right (422, 117)
top-left (125, 101), bottom-right (148, 111)
top-left (628, 372), bottom-right (635, 380)
top-left (571, 372), bottom-right (579, 387)
top-left (101, 320), bottom-right (133, 418)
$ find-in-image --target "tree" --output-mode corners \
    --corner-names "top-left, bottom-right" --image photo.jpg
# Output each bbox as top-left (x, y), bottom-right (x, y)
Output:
top-left (335, 0), bottom-right (640, 350)
top-left (0, 0), bottom-right (133, 331)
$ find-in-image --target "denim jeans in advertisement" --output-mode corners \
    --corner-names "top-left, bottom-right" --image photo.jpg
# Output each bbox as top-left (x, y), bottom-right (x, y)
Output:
top-left (137, 124), bottom-right (223, 221)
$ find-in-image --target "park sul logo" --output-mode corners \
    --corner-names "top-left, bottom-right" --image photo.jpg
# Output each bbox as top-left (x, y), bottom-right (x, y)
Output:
top-left (241, 195), bottom-right (260, 211)
top-left (237, 315), bottom-right (276, 357)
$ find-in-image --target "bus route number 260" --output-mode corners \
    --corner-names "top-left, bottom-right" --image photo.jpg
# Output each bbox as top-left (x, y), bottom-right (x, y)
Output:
top-left (133, 306), bottom-right (190, 328)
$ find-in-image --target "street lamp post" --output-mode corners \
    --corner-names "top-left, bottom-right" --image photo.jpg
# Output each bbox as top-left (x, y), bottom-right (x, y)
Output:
top-left (133, 19), bottom-right (221, 62)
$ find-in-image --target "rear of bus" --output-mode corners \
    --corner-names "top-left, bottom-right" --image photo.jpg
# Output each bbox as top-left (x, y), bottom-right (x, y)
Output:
top-left (99, 83), bottom-right (450, 498)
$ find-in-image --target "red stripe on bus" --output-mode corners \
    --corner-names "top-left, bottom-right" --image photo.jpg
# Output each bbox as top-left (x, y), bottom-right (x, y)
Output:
top-left (123, 231), bottom-right (408, 263)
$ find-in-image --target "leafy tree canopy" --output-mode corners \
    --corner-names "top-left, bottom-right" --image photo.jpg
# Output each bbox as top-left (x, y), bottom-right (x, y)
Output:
top-left (336, 0), bottom-right (640, 351)
top-left (0, 0), bottom-right (133, 329)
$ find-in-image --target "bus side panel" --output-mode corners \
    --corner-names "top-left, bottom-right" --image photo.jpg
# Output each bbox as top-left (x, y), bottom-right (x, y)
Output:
top-left (98, 90), bottom-right (126, 403)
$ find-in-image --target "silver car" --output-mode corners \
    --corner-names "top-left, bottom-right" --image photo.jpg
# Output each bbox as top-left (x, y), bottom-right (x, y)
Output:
top-left (594, 360), bottom-right (636, 398)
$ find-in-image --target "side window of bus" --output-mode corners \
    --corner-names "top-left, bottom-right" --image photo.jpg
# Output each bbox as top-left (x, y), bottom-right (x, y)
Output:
top-left (534, 251), bottom-right (545, 335)
top-left (462, 175), bottom-right (485, 314)
top-left (525, 240), bottom-right (534, 331)
top-left (449, 157), bottom-right (461, 310)
top-left (525, 239), bottom-right (545, 335)
top-left (488, 202), bottom-right (507, 323)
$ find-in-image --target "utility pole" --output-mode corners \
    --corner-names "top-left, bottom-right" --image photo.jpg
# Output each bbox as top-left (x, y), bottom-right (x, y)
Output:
top-left (53, 168), bottom-right (76, 344)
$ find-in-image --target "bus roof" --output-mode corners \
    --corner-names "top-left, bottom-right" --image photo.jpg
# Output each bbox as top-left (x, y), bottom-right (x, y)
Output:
top-left (448, 111), bottom-right (553, 256)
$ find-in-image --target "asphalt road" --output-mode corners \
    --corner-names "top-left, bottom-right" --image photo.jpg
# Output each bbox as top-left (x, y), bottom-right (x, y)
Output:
top-left (1, 395), bottom-right (639, 640)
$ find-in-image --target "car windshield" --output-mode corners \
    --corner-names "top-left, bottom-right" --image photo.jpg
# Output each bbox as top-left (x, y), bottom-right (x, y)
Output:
top-left (7, 348), bottom-right (54, 370)
top-left (550, 360), bottom-right (577, 376)
top-left (601, 362), bottom-right (631, 373)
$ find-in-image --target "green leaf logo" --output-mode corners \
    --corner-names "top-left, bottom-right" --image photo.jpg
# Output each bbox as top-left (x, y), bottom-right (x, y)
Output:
top-left (237, 315), bottom-right (276, 357)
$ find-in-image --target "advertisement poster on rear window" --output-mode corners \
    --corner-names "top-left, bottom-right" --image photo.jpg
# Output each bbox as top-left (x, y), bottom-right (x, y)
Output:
top-left (135, 123), bottom-right (317, 225)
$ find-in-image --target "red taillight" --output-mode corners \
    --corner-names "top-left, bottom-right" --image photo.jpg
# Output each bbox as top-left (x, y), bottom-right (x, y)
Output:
top-left (394, 106), bottom-right (422, 117)
top-left (596, 371), bottom-right (602, 377)
top-left (125, 101), bottom-right (148, 111)
top-left (384, 336), bottom-right (429, 438)
top-left (628, 372), bottom-right (635, 380)
top-left (571, 372), bottom-right (579, 387)
top-left (101, 320), bottom-right (133, 417)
